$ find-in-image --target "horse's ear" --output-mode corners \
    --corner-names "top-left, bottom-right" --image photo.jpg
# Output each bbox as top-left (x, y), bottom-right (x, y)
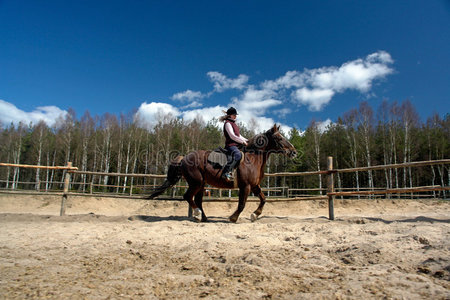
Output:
top-left (272, 124), bottom-right (278, 132)
top-left (277, 125), bottom-right (281, 131)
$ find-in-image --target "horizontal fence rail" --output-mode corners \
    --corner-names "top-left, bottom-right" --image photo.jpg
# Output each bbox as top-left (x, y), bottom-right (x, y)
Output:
top-left (329, 185), bottom-right (450, 197)
top-left (69, 170), bottom-right (166, 178)
top-left (0, 158), bottom-right (448, 220)
top-left (264, 159), bottom-right (450, 177)
top-left (0, 162), bottom-right (78, 171)
top-left (333, 159), bottom-right (450, 173)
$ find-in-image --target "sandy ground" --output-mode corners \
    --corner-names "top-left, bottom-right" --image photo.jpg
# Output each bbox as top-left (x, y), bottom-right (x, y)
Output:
top-left (0, 193), bottom-right (449, 299)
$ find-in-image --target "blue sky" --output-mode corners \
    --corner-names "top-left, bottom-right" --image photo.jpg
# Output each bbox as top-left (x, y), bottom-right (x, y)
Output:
top-left (1, 0), bottom-right (449, 132)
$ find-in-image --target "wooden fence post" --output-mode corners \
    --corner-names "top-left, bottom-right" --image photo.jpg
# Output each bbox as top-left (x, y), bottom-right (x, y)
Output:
top-left (327, 157), bottom-right (335, 220)
top-left (60, 162), bottom-right (72, 216)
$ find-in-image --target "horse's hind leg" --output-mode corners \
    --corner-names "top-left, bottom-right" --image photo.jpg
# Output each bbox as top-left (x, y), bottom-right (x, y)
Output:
top-left (194, 188), bottom-right (208, 222)
top-left (251, 185), bottom-right (266, 222)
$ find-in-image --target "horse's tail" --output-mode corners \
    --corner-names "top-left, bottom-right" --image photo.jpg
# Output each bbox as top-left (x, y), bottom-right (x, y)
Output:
top-left (147, 156), bottom-right (184, 199)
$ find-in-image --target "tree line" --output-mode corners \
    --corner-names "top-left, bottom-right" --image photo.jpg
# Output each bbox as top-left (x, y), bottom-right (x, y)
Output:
top-left (0, 100), bottom-right (448, 195)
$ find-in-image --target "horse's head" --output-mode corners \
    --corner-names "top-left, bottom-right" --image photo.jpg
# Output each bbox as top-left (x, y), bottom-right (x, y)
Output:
top-left (267, 124), bottom-right (298, 158)
top-left (250, 124), bottom-right (297, 158)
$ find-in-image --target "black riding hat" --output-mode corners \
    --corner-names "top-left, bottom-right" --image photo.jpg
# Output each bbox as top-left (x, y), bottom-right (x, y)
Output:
top-left (226, 107), bottom-right (238, 116)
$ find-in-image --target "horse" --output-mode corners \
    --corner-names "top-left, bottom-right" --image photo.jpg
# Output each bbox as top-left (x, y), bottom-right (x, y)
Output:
top-left (148, 124), bottom-right (297, 223)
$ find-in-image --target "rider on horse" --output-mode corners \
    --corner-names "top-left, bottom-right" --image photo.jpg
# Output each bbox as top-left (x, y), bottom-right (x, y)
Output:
top-left (220, 107), bottom-right (248, 182)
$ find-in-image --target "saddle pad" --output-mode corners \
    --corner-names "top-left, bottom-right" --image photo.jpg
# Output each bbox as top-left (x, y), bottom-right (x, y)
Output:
top-left (207, 150), bottom-right (245, 169)
top-left (207, 151), bottom-right (228, 168)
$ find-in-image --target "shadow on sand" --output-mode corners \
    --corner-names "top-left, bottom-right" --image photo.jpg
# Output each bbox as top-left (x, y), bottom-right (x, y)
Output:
top-left (128, 215), bottom-right (231, 223)
top-left (364, 216), bottom-right (450, 224)
top-left (127, 214), bottom-right (333, 224)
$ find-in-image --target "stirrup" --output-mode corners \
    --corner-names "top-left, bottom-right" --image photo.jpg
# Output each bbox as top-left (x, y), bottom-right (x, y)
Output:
top-left (222, 172), bottom-right (234, 181)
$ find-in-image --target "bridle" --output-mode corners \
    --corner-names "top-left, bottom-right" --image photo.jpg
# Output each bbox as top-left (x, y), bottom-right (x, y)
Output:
top-left (244, 131), bottom-right (290, 154)
top-left (271, 131), bottom-right (293, 154)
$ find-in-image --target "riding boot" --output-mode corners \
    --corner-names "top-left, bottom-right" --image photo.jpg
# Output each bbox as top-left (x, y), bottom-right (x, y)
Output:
top-left (221, 159), bottom-right (234, 181)
top-left (229, 158), bottom-right (240, 172)
top-left (221, 158), bottom-right (240, 181)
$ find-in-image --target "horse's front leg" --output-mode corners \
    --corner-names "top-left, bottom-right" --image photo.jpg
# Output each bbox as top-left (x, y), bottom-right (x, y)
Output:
top-left (194, 188), bottom-right (208, 222)
top-left (229, 185), bottom-right (251, 223)
top-left (250, 185), bottom-right (266, 222)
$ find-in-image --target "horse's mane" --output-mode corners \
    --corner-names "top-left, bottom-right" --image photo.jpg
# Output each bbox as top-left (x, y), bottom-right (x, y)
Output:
top-left (242, 125), bottom-right (282, 153)
top-left (243, 130), bottom-right (270, 153)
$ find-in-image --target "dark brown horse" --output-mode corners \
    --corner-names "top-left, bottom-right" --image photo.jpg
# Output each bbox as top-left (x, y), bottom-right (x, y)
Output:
top-left (148, 124), bottom-right (297, 222)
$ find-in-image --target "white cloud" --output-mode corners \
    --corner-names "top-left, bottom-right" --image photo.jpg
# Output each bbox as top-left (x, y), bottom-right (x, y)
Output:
top-left (227, 87), bottom-right (287, 133)
top-left (307, 53), bottom-right (393, 93)
top-left (273, 108), bottom-right (292, 118)
top-left (169, 79), bottom-right (288, 133)
top-left (263, 51), bottom-right (394, 111)
top-left (367, 51), bottom-right (393, 64)
top-left (180, 100), bottom-right (203, 109)
top-left (134, 102), bottom-right (181, 129)
top-left (261, 70), bottom-right (305, 90)
top-left (134, 89), bottom-right (287, 134)
top-left (135, 51), bottom-right (393, 132)
top-left (293, 88), bottom-right (335, 111)
top-left (251, 116), bottom-right (292, 135)
top-left (207, 71), bottom-right (249, 92)
top-left (316, 118), bottom-right (333, 133)
top-left (181, 105), bottom-right (227, 125)
top-left (0, 99), bottom-right (67, 127)
top-left (171, 89), bottom-right (205, 101)
top-left (232, 88), bottom-right (282, 116)
top-left (171, 90), bottom-right (205, 110)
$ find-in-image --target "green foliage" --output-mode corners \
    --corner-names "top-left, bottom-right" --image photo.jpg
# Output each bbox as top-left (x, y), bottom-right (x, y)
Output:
top-left (286, 127), bottom-right (305, 171)
top-left (0, 100), bottom-right (448, 193)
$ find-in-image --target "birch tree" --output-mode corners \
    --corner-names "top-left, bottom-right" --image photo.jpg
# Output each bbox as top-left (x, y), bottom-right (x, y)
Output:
top-left (343, 109), bottom-right (361, 196)
top-left (389, 102), bottom-right (401, 190)
top-left (358, 102), bottom-right (374, 191)
top-left (115, 114), bottom-right (126, 193)
top-left (425, 114), bottom-right (440, 197)
top-left (11, 123), bottom-right (26, 189)
top-left (31, 121), bottom-right (48, 191)
top-left (79, 111), bottom-right (95, 192)
top-left (377, 100), bottom-right (392, 190)
top-left (304, 120), bottom-right (323, 195)
top-left (100, 114), bottom-right (117, 190)
top-left (400, 100), bottom-right (419, 189)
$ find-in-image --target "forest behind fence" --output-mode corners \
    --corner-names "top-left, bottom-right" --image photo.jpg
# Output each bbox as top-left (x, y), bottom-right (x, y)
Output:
top-left (0, 99), bottom-right (449, 197)
top-left (1, 158), bottom-right (449, 219)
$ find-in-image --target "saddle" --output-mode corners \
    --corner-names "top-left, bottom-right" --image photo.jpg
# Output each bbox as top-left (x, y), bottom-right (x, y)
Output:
top-left (207, 147), bottom-right (244, 169)
top-left (207, 147), bottom-right (231, 169)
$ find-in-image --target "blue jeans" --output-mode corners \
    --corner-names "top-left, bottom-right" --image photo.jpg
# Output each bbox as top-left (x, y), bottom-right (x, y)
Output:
top-left (225, 145), bottom-right (242, 162)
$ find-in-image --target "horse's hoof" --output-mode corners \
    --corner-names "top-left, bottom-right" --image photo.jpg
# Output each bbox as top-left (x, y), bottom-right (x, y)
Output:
top-left (193, 208), bottom-right (202, 222)
top-left (250, 213), bottom-right (258, 222)
top-left (229, 216), bottom-right (238, 223)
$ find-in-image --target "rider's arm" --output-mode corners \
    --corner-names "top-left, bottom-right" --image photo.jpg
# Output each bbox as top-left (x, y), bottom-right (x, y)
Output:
top-left (225, 122), bottom-right (247, 144)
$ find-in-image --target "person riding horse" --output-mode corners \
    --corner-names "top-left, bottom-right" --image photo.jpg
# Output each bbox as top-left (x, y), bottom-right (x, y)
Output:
top-left (148, 123), bottom-right (297, 223)
top-left (220, 107), bottom-right (248, 182)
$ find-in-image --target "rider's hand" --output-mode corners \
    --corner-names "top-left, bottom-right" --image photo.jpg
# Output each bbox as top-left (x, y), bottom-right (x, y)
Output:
top-left (243, 141), bottom-right (248, 146)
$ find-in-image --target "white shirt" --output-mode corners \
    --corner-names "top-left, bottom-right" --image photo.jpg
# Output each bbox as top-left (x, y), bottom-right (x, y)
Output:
top-left (225, 122), bottom-right (248, 144)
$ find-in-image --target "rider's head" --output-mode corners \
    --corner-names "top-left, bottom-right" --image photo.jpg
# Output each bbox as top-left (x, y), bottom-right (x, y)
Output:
top-left (226, 107), bottom-right (238, 119)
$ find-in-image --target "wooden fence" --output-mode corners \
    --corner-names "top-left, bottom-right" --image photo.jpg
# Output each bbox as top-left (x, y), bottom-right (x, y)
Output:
top-left (1, 158), bottom-right (449, 220)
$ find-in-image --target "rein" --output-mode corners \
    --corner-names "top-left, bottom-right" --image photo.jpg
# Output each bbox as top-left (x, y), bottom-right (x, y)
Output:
top-left (244, 132), bottom-right (282, 154)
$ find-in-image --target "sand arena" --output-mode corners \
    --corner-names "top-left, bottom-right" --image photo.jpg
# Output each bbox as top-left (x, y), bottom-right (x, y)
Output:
top-left (0, 194), bottom-right (449, 299)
